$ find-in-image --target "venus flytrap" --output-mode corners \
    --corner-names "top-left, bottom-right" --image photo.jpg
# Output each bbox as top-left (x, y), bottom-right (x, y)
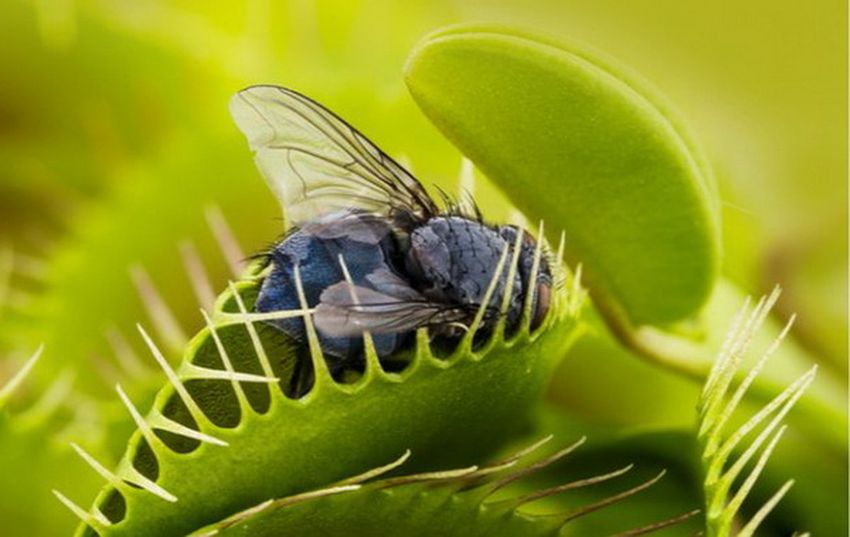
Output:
top-left (190, 435), bottom-right (699, 537)
top-left (12, 133), bottom-right (278, 397)
top-left (4, 18), bottom-right (835, 536)
top-left (1, 345), bottom-right (111, 535)
top-left (404, 24), bottom-right (721, 330)
top-left (404, 23), bottom-right (845, 459)
top-left (59, 201), bottom-right (585, 535)
top-left (698, 289), bottom-right (815, 537)
top-left (0, 344), bottom-right (44, 410)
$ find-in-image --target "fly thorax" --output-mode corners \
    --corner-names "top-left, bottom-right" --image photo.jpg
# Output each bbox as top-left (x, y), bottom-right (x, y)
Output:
top-left (407, 217), bottom-right (523, 326)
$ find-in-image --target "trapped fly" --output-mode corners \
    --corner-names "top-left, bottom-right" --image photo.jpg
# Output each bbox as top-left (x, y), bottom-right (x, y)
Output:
top-left (230, 85), bottom-right (552, 393)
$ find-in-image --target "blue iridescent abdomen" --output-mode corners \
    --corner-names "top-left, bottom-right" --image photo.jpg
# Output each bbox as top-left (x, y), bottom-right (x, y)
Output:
top-left (255, 214), bottom-right (406, 362)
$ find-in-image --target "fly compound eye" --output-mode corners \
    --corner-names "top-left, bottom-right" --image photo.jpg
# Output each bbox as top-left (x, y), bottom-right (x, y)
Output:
top-left (530, 281), bottom-right (551, 332)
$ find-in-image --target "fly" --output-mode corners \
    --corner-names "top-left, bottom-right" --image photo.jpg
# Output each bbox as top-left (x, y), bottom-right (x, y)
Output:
top-left (230, 85), bottom-right (552, 394)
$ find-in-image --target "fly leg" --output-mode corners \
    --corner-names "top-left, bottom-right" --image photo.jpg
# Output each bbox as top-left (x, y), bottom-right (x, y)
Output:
top-left (327, 345), bottom-right (367, 384)
top-left (287, 346), bottom-right (316, 398)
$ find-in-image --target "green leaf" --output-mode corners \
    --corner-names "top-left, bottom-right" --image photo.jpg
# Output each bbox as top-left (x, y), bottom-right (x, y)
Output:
top-left (65, 247), bottom-right (583, 535)
top-left (545, 279), bottom-right (848, 534)
top-left (404, 24), bottom-right (721, 329)
top-left (697, 289), bottom-right (815, 536)
top-left (193, 435), bottom-right (699, 537)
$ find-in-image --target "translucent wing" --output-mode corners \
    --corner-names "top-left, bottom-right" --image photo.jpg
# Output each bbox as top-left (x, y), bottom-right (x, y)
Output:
top-left (230, 85), bottom-right (439, 228)
top-left (299, 211), bottom-right (394, 244)
top-left (314, 269), bottom-right (470, 336)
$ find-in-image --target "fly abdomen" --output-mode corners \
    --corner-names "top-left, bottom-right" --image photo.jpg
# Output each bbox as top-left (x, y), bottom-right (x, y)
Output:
top-left (255, 212), bottom-right (407, 365)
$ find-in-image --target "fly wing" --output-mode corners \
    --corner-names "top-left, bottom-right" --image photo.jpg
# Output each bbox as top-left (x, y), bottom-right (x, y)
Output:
top-left (300, 211), bottom-right (394, 245)
top-left (313, 269), bottom-right (469, 336)
top-left (230, 85), bottom-right (439, 228)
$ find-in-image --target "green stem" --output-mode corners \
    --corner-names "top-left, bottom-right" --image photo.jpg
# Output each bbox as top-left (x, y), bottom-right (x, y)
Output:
top-left (597, 292), bottom-right (847, 455)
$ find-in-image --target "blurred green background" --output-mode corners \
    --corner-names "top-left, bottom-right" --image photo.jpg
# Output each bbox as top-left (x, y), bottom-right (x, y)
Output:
top-left (0, 0), bottom-right (845, 535)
